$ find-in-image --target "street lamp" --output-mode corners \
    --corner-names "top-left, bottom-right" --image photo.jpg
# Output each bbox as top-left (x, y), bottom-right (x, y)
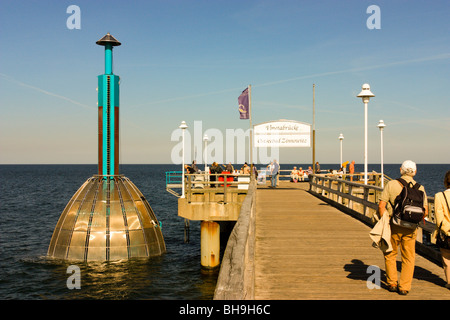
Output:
top-left (377, 120), bottom-right (386, 188)
top-left (357, 83), bottom-right (375, 185)
top-left (179, 121), bottom-right (188, 198)
top-left (338, 133), bottom-right (344, 170)
top-left (203, 134), bottom-right (209, 172)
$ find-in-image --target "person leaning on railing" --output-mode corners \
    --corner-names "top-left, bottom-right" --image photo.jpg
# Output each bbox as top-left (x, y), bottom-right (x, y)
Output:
top-left (184, 164), bottom-right (196, 174)
top-left (210, 162), bottom-right (223, 188)
top-left (241, 162), bottom-right (250, 174)
top-left (433, 170), bottom-right (450, 289)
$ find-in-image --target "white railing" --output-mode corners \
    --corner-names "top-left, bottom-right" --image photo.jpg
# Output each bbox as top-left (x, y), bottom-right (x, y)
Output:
top-left (309, 174), bottom-right (441, 261)
top-left (308, 173), bottom-right (440, 262)
top-left (308, 173), bottom-right (436, 225)
top-left (166, 171), bottom-right (251, 200)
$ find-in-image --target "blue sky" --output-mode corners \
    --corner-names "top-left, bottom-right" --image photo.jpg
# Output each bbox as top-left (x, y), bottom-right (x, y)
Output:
top-left (1, 0), bottom-right (449, 165)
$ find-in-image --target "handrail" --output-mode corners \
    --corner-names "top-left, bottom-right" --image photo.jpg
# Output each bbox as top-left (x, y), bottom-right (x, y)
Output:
top-left (214, 180), bottom-right (257, 300)
top-left (165, 171), bottom-right (183, 184)
top-left (262, 169), bottom-right (391, 185)
top-left (308, 173), bottom-right (436, 224)
top-left (308, 173), bottom-right (440, 261)
top-left (165, 171), bottom-right (251, 200)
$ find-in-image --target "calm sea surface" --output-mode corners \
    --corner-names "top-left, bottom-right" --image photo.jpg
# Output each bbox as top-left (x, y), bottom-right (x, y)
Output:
top-left (0, 163), bottom-right (448, 300)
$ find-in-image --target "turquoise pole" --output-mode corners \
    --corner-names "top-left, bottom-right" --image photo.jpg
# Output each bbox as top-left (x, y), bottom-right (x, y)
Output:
top-left (96, 33), bottom-right (121, 177)
top-left (105, 43), bottom-right (112, 74)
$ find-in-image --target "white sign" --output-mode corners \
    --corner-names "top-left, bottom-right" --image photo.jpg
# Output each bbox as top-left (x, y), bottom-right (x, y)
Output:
top-left (254, 120), bottom-right (311, 148)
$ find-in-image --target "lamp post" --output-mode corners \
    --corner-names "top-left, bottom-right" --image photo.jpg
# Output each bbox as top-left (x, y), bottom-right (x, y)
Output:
top-left (377, 120), bottom-right (386, 188)
top-left (179, 121), bottom-right (188, 198)
top-left (338, 133), bottom-right (344, 169)
top-left (356, 83), bottom-right (375, 185)
top-left (203, 134), bottom-right (209, 172)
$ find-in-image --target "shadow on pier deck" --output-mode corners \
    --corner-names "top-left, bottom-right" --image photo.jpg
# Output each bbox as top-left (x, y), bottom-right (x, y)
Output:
top-left (215, 180), bottom-right (449, 300)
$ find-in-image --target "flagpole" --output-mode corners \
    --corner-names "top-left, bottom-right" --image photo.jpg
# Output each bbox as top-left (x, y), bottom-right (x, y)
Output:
top-left (248, 84), bottom-right (253, 178)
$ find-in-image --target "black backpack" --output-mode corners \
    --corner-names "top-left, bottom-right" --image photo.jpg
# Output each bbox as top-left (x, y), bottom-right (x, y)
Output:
top-left (389, 178), bottom-right (425, 229)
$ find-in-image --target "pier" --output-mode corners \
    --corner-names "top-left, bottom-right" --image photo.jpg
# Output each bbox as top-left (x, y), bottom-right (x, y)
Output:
top-left (213, 174), bottom-right (450, 300)
top-left (167, 171), bottom-right (251, 269)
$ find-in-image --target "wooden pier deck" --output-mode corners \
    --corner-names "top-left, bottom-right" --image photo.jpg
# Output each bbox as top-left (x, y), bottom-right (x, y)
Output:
top-left (254, 181), bottom-right (449, 300)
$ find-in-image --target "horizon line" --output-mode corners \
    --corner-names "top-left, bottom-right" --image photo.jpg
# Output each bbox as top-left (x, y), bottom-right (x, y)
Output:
top-left (0, 163), bottom-right (448, 166)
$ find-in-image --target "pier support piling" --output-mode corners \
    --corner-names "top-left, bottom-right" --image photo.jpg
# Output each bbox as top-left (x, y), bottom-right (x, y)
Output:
top-left (201, 221), bottom-right (220, 269)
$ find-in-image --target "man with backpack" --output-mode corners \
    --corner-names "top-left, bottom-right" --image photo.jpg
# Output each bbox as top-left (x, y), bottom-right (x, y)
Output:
top-left (377, 160), bottom-right (428, 295)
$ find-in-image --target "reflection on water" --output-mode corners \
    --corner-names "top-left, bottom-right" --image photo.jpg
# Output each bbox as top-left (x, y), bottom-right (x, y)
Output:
top-left (60, 258), bottom-right (164, 299)
top-left (0, 165), bottom-right (219, 300)
top-left (18, 253), bottom-right (219, 300)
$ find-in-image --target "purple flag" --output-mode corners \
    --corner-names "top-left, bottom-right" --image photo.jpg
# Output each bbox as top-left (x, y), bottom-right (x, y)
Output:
top-left (238, 88), bottom-right (249, 119)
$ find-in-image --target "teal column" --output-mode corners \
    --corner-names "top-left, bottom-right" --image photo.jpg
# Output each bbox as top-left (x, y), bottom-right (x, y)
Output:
top-left (96, 33), bottom-right (121, 177)
top-left (98, 75), bottom-right (119, 177)
top-left (105, 43), bottom-right (112, 74)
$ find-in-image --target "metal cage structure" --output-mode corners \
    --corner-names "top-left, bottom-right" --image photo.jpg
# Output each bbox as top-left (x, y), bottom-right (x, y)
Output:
top-left (47, 33), bottom-right (166, 261)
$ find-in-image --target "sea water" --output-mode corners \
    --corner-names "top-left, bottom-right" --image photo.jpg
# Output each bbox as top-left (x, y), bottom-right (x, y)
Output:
top-left (0, 164), bottom-right (215, 300)
top-left (0, 163), bottom-right (448, 299)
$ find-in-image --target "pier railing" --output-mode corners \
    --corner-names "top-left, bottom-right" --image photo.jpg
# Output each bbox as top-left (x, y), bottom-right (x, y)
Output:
top-left (165, 171), bottom-right (183, 197)
top-left (262, 169), bottom-right (392, 185)
top-left (308, 173), bottom-right (440, 262)
top-left (165, 171), bottom-right (251, 199)
top-left (173, 172), bottom-right (252, 224)
top-left (214, 179), bottom-right (256, 300)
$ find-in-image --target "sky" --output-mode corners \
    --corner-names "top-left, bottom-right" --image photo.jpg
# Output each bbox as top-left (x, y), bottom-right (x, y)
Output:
top-left (1, 0), bottom-right (449, 165)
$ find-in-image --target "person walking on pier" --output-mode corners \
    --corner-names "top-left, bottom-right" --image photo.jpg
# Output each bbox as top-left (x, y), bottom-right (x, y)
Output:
top-left (269, 160), bottom-right (279, 188)
top-left (377, 160), bottom-right (428, 295)
top-left (434, 170), bottom-right (450, 289)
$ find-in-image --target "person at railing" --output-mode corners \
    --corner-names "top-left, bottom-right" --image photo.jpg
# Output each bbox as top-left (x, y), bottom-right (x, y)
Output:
top-left (241, 162), bottom-right (250, 174)
top-left (377, 160), bottom-right (428, 296)
top-left (184, 164), bottom-right (196, 174)
top-left (324, 168), bottom-right (343, 179)
top-left (326, 169), bottom-right (337, 176)
top-left (210, 162), bottom-right (223, 188)
top-left (315, 162), bottom-right (320, 174)
top-left (306, 166), bottom-right (313, 178)
top-left (290, 166), bottom-right (299, 183)
top-left (349, 160), bottom-right (355, 181)
top-left (191, 160), bottom-right (200, 173)
top-left (252, 163), bottom-right (258, 179)
top-left (184, 164), bottom-right (198, 189)
top-left (433, 170), bottom-right (450, 289)
top-left (224, 162), bottom-right (234, 173)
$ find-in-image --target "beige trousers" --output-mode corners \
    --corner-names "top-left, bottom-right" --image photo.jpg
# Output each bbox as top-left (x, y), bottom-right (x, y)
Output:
top-left (440, 247), bottom-right (450, 285)
top-left (383, 224), bottom-right (417, 291)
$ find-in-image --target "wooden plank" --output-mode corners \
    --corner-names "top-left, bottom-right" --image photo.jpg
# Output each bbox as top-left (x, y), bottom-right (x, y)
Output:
top-left (253, 181), bottom-right (449, 300)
